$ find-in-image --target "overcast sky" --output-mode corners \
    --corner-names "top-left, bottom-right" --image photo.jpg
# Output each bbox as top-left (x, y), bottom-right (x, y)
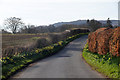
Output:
top-left (0, 0), bottom-right (119, 29)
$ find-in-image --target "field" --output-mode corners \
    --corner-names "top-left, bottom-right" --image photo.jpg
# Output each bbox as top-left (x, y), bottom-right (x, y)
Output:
top-left (2, 34), bottom-right (45, 48)
top-left (2, 28), bottom-right (89, 57)
top-left (2, 33), bottom-right (62, 57)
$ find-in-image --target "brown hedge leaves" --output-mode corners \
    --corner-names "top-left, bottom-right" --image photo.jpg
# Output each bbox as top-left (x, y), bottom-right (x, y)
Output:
top-left (109, 27), bottom-right (120, 57)
top-left (88, 27), bottom-right (120, 57)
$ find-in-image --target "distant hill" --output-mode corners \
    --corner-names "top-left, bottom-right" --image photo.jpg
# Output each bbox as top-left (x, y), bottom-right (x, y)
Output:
top-left (53, 20), bottom-right (118, 27)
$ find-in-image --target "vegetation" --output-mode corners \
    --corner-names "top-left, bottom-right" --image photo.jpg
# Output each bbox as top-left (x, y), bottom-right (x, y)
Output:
top-left (55, 24), bottom-right (88, 32)
top-left (87, 19), bottom-right (102, 32)
top-left (2, 28), bottom-right (89, 58)
top-left (82, 43), bottom-right (120, 78)
top-left (4, 17), bottom-right (24, 34)
top-left (2, 33), bottom-right (47, 49)
top-left (2, 33), bottom-right (48, 57)
top-left (106, 18), bottom-right (113, 28)
top-left (3, 17), bottom-right (89, 34)
top-left (2, 33), bottom-right (88, 80)
top-left (88, 27), bottom-right (120, 57)
top-left (20, 25), bottom-right (37, 34)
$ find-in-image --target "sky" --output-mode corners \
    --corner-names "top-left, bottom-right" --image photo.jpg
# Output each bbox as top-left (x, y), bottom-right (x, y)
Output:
top-left (0, 0), bottom-right (119, 29)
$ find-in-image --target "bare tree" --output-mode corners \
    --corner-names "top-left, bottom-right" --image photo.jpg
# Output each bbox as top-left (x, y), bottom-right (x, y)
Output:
top-left (4, 17), bottom-right (24, 34)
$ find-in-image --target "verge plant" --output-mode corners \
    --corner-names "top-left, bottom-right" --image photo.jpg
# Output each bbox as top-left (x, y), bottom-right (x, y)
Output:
top-left (82, 43), bottom-right (120, 78)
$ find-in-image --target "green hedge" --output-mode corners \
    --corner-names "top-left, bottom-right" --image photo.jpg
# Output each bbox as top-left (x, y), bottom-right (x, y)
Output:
top-left (2, 33), bottom-right (88, 80)
top-left (82, 43), bottom-right (120, 79)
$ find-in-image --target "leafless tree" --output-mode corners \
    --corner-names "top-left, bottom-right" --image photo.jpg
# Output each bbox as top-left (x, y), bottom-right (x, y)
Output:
top-left (4, 17), bottom-right (24, 34)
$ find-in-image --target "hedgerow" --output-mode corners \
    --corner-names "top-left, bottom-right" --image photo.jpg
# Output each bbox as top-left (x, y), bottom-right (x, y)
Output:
top-left (88, 27), bottom-right (120, 57)
top-left (1, 33), bottom-right (88, 80)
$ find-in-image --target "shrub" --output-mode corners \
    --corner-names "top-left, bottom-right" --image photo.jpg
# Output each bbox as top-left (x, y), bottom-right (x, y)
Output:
top-left (97, 28), bottom-right (113, 55)
top-left (88, 28), bottom-right (107, 53)
top-left (109, 27), bottom-right (120, 57)
top-left (35, 38), bottom-right (51, 48)
top-left (88, 27), bottom-right (120, 57)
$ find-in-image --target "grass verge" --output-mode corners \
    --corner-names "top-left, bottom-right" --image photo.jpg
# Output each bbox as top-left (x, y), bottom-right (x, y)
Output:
top-left (82, 43), bottom-right (120, 79)
top-left (2, 33), bottom-right (88, 80)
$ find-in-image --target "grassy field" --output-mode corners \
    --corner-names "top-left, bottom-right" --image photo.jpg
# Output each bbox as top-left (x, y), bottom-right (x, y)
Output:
top-left (82, 43), bottom-right (120, 78)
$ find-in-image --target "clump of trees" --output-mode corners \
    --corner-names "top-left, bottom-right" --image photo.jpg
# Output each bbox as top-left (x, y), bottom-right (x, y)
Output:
top-left (55, 24), bottom-right (88, 32)
top-left (20, 24), bottom-right (37, 33)
top-left (87, 19), bottom-right (102, 32)
top-left (87, 18), bottom-right (113, 32)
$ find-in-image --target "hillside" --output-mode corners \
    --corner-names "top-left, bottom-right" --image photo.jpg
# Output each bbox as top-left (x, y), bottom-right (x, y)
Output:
top-left (53, 20), bottom-right (118, 27)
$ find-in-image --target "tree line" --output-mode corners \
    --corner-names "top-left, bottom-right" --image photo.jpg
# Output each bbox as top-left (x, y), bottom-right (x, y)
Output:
top-left (2, 17), bottom-right (113, 34)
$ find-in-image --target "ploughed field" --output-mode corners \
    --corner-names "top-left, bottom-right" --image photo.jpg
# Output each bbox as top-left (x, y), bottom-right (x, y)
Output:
top-left (2, 34), bottom-right (46, 48)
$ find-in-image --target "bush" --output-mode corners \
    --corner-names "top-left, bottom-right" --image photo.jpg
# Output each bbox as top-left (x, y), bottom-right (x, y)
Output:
top-left (88, 27), bottom-right (120, 57)
top-left (88, 28), bottom-right (107, 53)
top-left (109, 27), bottom-right (120, 57)
top-left (35, 38), bottom-right (51, 48)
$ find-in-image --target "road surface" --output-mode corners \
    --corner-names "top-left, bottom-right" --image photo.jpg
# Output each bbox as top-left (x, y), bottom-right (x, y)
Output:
top-left (12, 35), bottom-right (104, 78)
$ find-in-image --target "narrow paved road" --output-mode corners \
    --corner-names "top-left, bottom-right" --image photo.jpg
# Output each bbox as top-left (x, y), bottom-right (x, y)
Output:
top-left (12, 35), bottom-right (104, 78)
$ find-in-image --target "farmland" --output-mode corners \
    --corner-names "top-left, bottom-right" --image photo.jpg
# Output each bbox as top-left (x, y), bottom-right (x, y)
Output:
top-left (2, 33), bottom-right (50, 57)
top-left (2, 34), bottom-right (46, 48)
top-left (2, 28), bottom-right (89, 58)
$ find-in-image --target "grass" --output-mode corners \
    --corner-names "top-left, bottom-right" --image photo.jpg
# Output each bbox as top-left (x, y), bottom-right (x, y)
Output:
top-left (82, 43), bottom-right (120, 79)
top-left (2, 33), bottom-right (89, 80)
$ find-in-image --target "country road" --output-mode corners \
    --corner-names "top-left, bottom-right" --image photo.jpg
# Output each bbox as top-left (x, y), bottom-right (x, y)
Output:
top-left (12, 35), bottom-right (104, 78)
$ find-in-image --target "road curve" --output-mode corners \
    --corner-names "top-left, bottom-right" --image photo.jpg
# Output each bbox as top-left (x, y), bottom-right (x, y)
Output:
top-left (12, 35), bottom-right (104, 78)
